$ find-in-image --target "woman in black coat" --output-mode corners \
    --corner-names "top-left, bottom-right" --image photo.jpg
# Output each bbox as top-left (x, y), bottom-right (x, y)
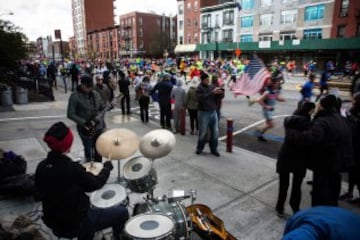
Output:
top-left (275, 102), bottom-right (316, 217)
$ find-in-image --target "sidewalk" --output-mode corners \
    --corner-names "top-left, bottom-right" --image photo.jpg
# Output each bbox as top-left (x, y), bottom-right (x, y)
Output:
top-left (0, 87), bottom-right (358, 239)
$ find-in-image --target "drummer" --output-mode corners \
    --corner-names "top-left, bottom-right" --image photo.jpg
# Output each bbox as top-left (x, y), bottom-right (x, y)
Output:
top-left (35, 122), bottom-right (129, 240)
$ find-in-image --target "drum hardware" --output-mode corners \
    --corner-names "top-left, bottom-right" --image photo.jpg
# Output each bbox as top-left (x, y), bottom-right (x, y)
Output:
top-left (90, 183), bottom-right (129, 209)
top-left (139, 129), bottom-right (176, 159)
top-left (96, 128), bottom-right (139, 183)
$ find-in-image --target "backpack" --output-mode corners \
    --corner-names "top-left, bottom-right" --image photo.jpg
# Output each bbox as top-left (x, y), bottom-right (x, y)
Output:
top-left (0, 151), bottom-right (26, 180)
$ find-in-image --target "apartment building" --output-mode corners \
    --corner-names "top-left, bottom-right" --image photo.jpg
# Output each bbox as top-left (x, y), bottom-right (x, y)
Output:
top-left (175, 0), bottom-right (219, 54)
top-left (331, 0), bottom-right (360, 38)
top-left (71, 0), bottom-right (115, 58)
top-left (87, 26), bottom-right (120, 61)
top-left (119, 12), bottom-right (176, 57)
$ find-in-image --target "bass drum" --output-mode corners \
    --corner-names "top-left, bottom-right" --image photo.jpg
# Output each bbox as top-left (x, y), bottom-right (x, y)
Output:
top-left (134, 200), bottom-right (191, 240)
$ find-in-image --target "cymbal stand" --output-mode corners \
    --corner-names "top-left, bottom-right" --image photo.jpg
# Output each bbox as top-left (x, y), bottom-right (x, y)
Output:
top-left (147, 158), bottom-right (156, 200)
top-left (189, 189), bottom-right (197, 238)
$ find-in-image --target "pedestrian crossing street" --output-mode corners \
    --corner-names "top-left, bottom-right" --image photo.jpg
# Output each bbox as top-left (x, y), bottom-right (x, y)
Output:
top-left (130, 103), bottom-right (161, 120)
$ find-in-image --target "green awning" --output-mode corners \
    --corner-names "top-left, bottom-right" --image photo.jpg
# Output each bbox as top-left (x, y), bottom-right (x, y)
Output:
top-left (196, 37), bottom-right (360, 52)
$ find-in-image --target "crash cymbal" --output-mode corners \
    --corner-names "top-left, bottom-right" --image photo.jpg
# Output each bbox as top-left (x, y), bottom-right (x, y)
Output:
top-left (139, 129), bottom-right (176, 159)
top-left (82, 162), bottom-right (103, 176)
top-left (96, 128), bottom-right (139, 160)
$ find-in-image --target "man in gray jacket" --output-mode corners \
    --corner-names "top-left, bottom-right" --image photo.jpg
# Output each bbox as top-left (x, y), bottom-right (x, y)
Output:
top-left (67, 74), bottom-right (106, 162)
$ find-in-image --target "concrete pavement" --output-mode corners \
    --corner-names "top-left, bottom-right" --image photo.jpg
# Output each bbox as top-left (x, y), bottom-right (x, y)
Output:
top-left (0, 86), bottom-right (357, 240)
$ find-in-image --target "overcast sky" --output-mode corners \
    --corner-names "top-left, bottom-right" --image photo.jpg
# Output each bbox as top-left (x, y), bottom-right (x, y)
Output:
top-left (0, 0), bottom-right (178, 41)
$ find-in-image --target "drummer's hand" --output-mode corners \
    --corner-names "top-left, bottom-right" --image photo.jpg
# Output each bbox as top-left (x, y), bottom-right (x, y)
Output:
top-left (104, 161), bottom-right (114, 171)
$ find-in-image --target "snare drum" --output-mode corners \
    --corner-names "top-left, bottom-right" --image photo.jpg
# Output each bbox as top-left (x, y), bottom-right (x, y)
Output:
top-left (123, 156), bottom-right (157, 193)
top-left (135, 200), bottom-right (191, 240)
top-left (125, 214), bottom-right (174, 240)
top-left (90, 184), bottom-right (128, 208)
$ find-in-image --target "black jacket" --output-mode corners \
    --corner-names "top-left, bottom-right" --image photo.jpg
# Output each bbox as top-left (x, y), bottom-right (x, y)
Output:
top-left (347, 111), bottom-right (360, 168)
top-left (118, 76), bottom-right (130, 95)
top-left (151, 80), bottom-right (173, 105)
top-left (277, 114), bottom-right (312, 175)
top-left (196, 83), bottom-right (224, 111)
top-left (35, 151), bottom-right (111, 233)
top-left (286, 109), bottom-right (353, 174)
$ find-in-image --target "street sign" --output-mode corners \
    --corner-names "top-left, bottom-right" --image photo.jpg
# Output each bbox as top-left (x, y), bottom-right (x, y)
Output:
top-left (54, 29), bottom-right (61, 39)
top-left (235, 48), bottom-right (241, 57)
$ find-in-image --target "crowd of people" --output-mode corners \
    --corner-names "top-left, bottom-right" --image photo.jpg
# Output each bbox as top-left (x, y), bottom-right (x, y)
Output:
top-left (13, 55), bottom-right (360, 239)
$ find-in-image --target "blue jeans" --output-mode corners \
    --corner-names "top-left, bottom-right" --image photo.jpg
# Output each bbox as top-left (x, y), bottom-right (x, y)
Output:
top-left (78, 205), bottom-right (129, 240)
top-left (197, 110), bottom-right (219, 153)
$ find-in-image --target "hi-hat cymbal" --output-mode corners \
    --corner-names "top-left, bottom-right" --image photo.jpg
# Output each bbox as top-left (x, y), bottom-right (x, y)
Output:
top-left (96, 128), bottom-right (139, 160)
top-left (82, 162), bottom-right (103, 175)
top-left (139, 129), bottom-right (176, 159)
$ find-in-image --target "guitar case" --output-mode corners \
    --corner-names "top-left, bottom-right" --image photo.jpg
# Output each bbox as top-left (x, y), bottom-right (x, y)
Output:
top-left (186, 204), bottom-right (237, 240)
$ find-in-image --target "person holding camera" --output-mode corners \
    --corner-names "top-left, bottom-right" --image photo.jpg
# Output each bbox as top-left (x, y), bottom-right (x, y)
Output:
top-left (67, 75), bottom-right (106, 162)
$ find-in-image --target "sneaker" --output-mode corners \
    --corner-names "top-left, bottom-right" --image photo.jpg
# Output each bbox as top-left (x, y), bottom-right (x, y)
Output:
top-left (257, 135), bottom-right (267, 142)
top-left (339, 193), bottom-right (353, 201)
top-left (211, 151), bottom-right (220, 157)
top-left (195, 150), bottom-right (202, 155)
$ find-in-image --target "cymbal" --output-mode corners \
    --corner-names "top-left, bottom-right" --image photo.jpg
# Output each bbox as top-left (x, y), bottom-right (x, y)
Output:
top-left (96, 128), bottom-right (139, 160)
top-left (82, 162), bottom-right (103, 176)
top-left (139, 129), bottom-right (176, 159)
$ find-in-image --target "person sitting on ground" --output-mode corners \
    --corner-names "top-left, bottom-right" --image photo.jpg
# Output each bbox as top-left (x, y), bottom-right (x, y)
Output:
top-left (35, 122), bottom-right (129, 240)
top-left (282, 206), bottom-right (360, 240)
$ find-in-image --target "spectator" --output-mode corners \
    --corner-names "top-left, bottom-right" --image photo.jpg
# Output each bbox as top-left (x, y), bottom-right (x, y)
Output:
top-left (171, 79), bottom-right (186, 133)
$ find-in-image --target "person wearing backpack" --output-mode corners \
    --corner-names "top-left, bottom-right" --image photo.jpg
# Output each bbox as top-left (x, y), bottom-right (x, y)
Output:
top-left (136, 76), bottom-right (152, 123)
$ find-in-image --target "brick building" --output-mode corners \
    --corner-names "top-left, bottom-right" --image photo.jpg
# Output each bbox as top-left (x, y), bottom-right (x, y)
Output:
top-left (119, 12), bottom-right (177, 57)
top-left (87, 26), bottom-right (120, 61)
top-left (72, 0), bottom-right (115, 58)
top-left (331, 0), bottom-right (360, 38)
top-left (175, 0), bottom-right (218, 54)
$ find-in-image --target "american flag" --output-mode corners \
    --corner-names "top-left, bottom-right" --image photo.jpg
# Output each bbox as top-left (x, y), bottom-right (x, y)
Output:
top-left (231, 56), bottom-right (271, 96)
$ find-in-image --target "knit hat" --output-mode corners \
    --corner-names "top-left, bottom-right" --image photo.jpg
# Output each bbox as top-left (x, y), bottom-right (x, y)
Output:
top-left (320, 94), bottom-right (338, 110)
top-left (200, 71), bottom-right (209, 81)
top-left (81, 74), bottom-right (93, 87)
top-left (43, 122), bottom-right (74, 153)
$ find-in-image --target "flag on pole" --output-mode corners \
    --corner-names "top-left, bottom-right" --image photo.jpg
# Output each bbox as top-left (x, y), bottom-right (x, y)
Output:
top-left (231, 56), bottom-right (271, 96)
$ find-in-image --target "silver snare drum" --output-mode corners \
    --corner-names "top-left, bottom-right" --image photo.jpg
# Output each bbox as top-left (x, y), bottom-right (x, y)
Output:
top-left (125, 214), bottom-right (174, 240)
top-left (136, 200), bottom-right (191, 240)
top-left (90, 184), bottom-right (128, 208)
top-left (123, 156), bottom-right (157, 193)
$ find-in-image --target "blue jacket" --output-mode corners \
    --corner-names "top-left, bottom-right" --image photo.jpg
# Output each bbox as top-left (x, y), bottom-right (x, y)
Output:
top-left (283, 206), bottom-right (360, 240)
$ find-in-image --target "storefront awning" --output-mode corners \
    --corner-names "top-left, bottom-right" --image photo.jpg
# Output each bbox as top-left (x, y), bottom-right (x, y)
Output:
top-left (174, 44), bottom-right (197, 53)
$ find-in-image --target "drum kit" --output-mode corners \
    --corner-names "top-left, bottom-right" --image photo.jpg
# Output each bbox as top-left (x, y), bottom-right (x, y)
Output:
top-left (85, 128), bottom-right (201, 240)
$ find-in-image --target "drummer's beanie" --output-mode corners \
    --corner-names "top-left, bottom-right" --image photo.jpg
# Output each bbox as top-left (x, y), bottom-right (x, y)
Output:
top-left (43, 122), bottom-right (74, 153)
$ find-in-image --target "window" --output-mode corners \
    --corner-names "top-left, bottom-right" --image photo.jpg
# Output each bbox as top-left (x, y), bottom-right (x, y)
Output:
top-left (179, 36), bottom-right (183, 44)
top-left (261, 0), bottom-right (272, 7)
top-left (337, 25), bottom-right (346, 38)
top-left (305, 5), bottom-right (324, 21)
top-left (303, 28), bottom-right (322, 39)
top-left (240, 34), bottom-right (252, 42)
top-left (240, 0), bottom-right (254, 10)
top-left (215, 32), bottom-right (219, 42)
top-left (179, 5), bottom-right (184, 15)
top-left (215, 14), bottom-right (220, 27)
top-left (157, 19), bottom-right (161, 26)
top-left (139, 40), bottom-right (144, 49)
top-left (194, 33), bottom-right (198, 42)
top-left (187, 2), bottom-right (191, 9)
top-left (179, 20), bottom-right (183, 30)
top-left (187, 19), bottom-right (192, 27)
top-left (280, 31), bottom-right (296, 40)
top-left (194, 1), bottom-right (198, 11)
top-left (281, 10), bottom-right (297, 24)
top-left (241, 16), bottom-right (253, 28)
top-left (223, 10), bottom-right (234, 25)
top-left (259, 34), bottom-right (272, 41)
top-left (138, 17), bottom-right (143, 25)
top-left (222, 29), bottom-right (233, 42)
top-left (202, 14), bottom-right (211, 28)
top-left (194, 19), bottom-right (198, 27)
top-left (340, 0), bottom-right (349, 17)
top-left (260, 14), bottom-right (273, 26)
top-left (139, 29), bottom-right (143, 37)
top-left (187, 34), bottom-right (191, 43)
